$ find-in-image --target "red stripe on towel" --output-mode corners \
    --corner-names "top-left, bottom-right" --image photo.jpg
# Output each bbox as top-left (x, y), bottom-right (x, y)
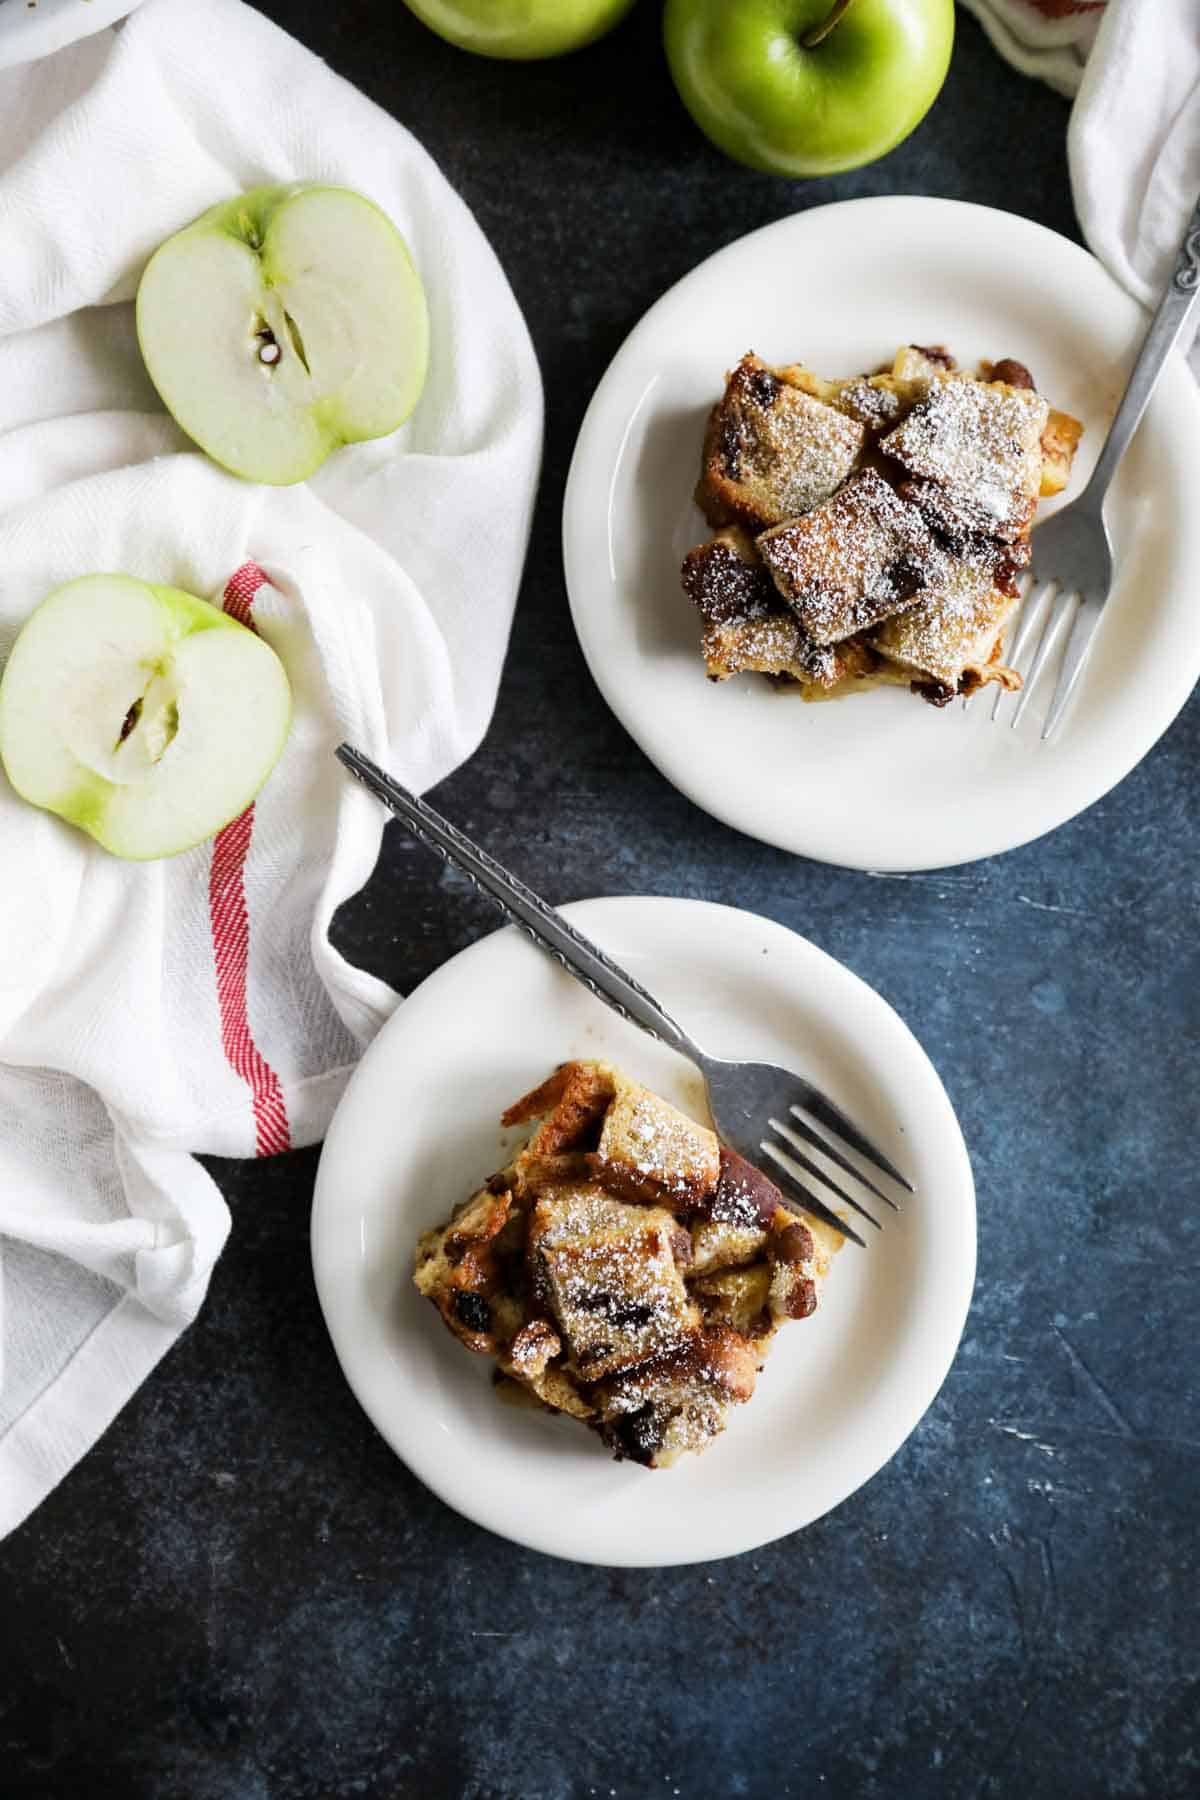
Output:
top-left (207, 562), bottom-right (291, 1157)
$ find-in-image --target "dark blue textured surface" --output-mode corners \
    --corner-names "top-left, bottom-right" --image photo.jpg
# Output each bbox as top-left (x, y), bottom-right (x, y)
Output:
top-left (2, 5), bottom-right (1197, 1797)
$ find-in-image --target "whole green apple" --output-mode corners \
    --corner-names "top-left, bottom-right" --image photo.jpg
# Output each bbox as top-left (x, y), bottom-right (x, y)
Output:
top-left (664, 0), bottom-right (955, 178)
top-left (401, 0), bottom-right (637, 59)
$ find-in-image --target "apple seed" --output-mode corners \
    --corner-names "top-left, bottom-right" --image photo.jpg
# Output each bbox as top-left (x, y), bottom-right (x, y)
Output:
top-left (116, 696), bottom-right (143, 748)
top-left (282, 311), bottom-right (311, 376)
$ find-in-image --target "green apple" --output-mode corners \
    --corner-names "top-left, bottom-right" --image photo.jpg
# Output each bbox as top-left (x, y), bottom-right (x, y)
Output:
top-left (399, 0), bottom-right (636, 59)
top-left (136, 184), bottom-right (429, 485)
top-left (0, 575), bottom-right (291, 860)
top-left (664, 0), bottom-right (955, 178)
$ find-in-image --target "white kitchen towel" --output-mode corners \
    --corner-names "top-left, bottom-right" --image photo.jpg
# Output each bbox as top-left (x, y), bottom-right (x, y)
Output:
top-left (964, 0), bottom-right (1200, 374)
top-left (0, 0), bottom-right (542, 1537)
top-left (958, 0), bottom-right (1104, 98)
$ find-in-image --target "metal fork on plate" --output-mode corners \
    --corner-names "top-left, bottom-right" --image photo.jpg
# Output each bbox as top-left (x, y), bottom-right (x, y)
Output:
top-left (337, 744), bottom-right (913, 1248)
top-left (994, 189), bottom-right (1200, 740)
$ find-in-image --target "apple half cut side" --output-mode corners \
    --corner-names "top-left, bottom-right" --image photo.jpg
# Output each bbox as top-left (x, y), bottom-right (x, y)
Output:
top-left (0, 575), bottom-right (292, 860)
top-left (136, 184), bottom-right (430, 486)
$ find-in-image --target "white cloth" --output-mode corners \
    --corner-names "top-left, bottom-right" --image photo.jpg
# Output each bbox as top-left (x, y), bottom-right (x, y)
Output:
top-left (958, 0), bottom-right (1104, 99)
top-left (965, 0), bottom-right (1200, 373)
top-left (0, 0), bottom-right (542, 1537)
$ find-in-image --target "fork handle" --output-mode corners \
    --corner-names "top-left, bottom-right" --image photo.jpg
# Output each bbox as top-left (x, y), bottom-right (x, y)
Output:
top-left (1083, 188), bottom-right (1200, 507)
top-left (336, 745), bottom-right (705, 1063)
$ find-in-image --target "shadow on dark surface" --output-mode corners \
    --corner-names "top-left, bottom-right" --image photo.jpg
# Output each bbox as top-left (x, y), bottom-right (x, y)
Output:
top-left (2, 4), bottom-right (1198, 1799)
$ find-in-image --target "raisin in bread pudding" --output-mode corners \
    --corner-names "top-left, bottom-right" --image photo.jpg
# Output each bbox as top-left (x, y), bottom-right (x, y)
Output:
top-left (682, 343), bottom-right (1082, 708)
top-left (413, 1060), bottom-right (840, 1469)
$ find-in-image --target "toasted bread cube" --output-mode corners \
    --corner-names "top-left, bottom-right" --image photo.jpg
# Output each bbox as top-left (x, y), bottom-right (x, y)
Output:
top-left (896, 477), bottom-right (1033, 574)
top-left (871, 556), bottom-right (1018, 689)
top-left (592, 1326), bottom-right (762, 1468)
top-left (696, 353), bottom-right (866, 532)
top-left (414, 1186), bottom-right (520, 1354)
top-left (596, 1074), bottom-right (721, 1209)
top-left (503, 1060), bottom-right (615, 1159)
top-left (682, 527), bottom-right (778, 628)
top-left (706, 1146), bottom-right (789, 1228)
top-left (682, 529), bottom-right (843, 687)
top-left (528, 1184), bottom-right (699, 1382)
top-left (758, 469), bottom-right (938, 645)
top-left (880, 378), bottom-right (1049, 541)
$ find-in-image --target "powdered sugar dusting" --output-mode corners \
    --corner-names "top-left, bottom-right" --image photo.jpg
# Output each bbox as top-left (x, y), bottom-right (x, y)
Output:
top-left (758, 469), bottom-right (939, 645)
top-left (535, 1189), bottom-right (696, 1376)
top-left (880, 378), bottom-right (1048, 538)
top-left (716, 355), bottom-right (865, 523)
top-left (835, 377), bottom-right (905, 432)
top-left (872, 555), bottom-right (1010, 684)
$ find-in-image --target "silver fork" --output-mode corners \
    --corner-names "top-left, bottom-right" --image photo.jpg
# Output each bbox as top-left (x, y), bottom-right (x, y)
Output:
top-left (995, 189), bottom-right (1200, 740)
top-left (337, 743), bottom-right (913, 1248)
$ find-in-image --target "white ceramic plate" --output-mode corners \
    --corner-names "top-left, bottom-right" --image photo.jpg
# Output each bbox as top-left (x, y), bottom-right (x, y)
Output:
top-left (562, 197), bottom-right (1200, 871)
top-left (311, 897), bottom-right (975, 1566)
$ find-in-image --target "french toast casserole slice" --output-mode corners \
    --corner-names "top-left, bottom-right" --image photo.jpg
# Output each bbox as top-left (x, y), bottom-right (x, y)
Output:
top-left (414, 1060), bottom-right (840, 1469)
top-left (682, 344), bottom-right (1083, 707)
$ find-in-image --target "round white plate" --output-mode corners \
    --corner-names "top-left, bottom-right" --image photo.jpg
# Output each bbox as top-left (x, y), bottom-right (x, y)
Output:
top-left (311, 897), bottom-right (975, 1566)
top-left (562, 197), bottom-right (1200, 871)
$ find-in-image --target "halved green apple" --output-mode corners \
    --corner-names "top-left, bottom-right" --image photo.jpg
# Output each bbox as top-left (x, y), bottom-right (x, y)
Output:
top-left (0, 574), bottom-right (292, 860)
top-left (136, 184), bottom-right (430, 485)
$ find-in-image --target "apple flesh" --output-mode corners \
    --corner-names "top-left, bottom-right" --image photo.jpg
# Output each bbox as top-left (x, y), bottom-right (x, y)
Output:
top-left (136, 184), bottom-right (429, 485)
top-left (664, 0), bottom-right (955, 178)
top-left (0, 575), bottom-right (291, 860)
top-left (400, 0), bottom-right (636, 59)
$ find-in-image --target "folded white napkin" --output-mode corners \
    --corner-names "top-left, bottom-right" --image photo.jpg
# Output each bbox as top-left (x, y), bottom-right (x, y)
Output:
top-left (958, 0), bottom-right (1103, 98)
top-left (965, 0), bottom-right (1200, 374)
top-left (0, 0), bottom-right (542, 1537)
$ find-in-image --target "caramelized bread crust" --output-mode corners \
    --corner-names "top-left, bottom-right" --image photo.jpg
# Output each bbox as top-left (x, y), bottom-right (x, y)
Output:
top-left (414, 1061), bottom-right (840, 1469)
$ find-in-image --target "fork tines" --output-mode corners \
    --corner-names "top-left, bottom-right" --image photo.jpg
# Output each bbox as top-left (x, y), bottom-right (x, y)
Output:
top-left (758, 1102), bottom-right (912, 1249)
top-left (990, 572), bottom-right (1104, 739)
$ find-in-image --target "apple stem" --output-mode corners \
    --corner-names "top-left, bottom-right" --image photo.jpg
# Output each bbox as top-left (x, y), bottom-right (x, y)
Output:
top-left (800, 0), bottom-right (855, 48)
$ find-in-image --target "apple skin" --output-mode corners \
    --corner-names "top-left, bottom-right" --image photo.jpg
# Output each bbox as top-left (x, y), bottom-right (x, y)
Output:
top-left (400, 0), bottom-right (636, 59)
top-left (664, 0), bottom-right (955, 178)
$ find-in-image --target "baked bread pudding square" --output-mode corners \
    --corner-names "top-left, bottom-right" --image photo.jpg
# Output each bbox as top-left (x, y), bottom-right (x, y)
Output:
top-left (413, 1060), bottom-right (840, 1469)
top-left (680, 344), bottom-right (1083, 709)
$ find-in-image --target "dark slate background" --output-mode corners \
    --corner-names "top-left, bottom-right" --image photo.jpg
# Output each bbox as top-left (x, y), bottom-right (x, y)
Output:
top-left (3, 5), bottom-right (1198, 1797)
